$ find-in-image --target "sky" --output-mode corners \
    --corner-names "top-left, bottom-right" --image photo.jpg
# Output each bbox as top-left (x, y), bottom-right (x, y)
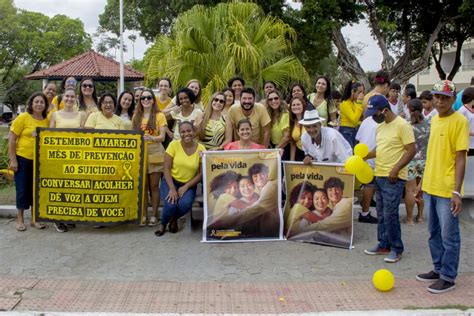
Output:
top-left (14, 0), bottom-right (382, 71)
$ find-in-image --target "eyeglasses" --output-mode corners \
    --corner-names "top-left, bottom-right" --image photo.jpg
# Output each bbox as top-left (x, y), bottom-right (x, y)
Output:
top-left (213, 98), bottom-right (225, 104)
top-left (82, 84), bottom-right (94, 88)
top-left (66, 80), bottom-right (77, 85)
top-left (268, 97), bottom-right (279, 101)
top-left (140, 95), bottom-right (153, 101)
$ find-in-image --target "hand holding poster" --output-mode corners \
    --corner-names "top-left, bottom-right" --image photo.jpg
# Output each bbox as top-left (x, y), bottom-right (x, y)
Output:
top-left (283, 162), bottom-right (354, 249)
top-left (202, 150), bottom-right (283, 242)
top-left (34, 128), bottom-right (145, 225)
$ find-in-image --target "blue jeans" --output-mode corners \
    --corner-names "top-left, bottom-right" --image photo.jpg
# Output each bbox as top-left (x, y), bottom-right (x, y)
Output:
top-left (160, 178), bottom-right (197, 227)
top-left (375, 177), bottom-right (405, 254)
top-left (423, 193), bottom-right (460, 282)
top-left (339, 126), bottom-right (357, 148)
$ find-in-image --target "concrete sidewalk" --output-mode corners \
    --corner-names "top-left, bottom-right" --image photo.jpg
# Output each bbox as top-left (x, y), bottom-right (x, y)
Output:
top-left (0, 204), bottom-right (473, 314)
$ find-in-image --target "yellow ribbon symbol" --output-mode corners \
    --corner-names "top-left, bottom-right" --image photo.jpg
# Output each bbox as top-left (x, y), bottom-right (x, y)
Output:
top-left (122, 161), bottom-right (132, 180)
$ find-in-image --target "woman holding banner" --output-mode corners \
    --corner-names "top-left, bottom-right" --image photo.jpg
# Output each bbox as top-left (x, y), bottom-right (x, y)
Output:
top-left (132, 89), bottom-right (167, 227)
top-left (8, 92), bottom-right (49, 231)
top-left (50, 88), bottom-right (85, 232)
top-left (223, 119), bottom-right (265, 150)
top-left (155, 121), bottom-right (205, 236)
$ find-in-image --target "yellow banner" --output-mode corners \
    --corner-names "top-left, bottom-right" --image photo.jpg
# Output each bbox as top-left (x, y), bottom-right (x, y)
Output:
top-left (34, 128), bottom-right (145, 224)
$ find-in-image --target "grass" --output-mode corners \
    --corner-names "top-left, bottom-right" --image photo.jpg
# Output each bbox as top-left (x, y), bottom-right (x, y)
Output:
top-left (0, 183), bottom-right (16, 205)
top-left (404, 304), bottom-right (473, 311)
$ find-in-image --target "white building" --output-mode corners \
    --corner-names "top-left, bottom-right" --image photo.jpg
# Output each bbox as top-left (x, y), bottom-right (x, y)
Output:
top-left (409, 39), bottom-right (474, 92)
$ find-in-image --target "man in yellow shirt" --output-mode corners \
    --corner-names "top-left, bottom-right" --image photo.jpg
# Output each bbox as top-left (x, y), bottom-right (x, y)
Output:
top-left (415, 80), bottom-right (469, 294)
top-left (362, 70), bottom-right (390, 114)
top-left (363, 95), bottom-right (415, 263)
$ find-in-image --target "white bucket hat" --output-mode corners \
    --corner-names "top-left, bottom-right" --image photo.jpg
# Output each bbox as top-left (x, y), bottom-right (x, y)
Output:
top-left (298, 110), bottom-right (326, 126)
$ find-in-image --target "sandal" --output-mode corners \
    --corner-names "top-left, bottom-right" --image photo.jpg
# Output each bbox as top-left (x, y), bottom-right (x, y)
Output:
top-left (16, 222), bottom-right (26, 232)
top-left (148, 216), bottom-right (158, 227)
top-left (30, 222), bottom-right (46, 229)
top-left (138, 216), bottom-right (147, 227)
top-left (154, 225), bottom-right (165, 236)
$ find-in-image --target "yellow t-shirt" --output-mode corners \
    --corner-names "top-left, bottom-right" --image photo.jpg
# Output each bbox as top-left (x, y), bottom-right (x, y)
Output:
top-left (85, 112), bottom-right (125, 130)
top-left (339, 99), bottom-right (363, 128)
top-left (291, 123), bottom-right (304, 150)
top-left (53, 111), bottom-right (82, 128)
top-left (140, 112), bottom-right (167, 144)
top-left (271, 112), bottom-right (289, 145)
top-left (10, 113), bottom-right (49, 160)
top-left (227, 103), bottom-right (271, 144)
top-left (374, 116), bottom-right (415, 180)
top-left (155, 96), bottom-right (172, 111)
top-left (422, 112), bottom-right (469, 198)
top-left (166, 140), bottom-right (205, 183)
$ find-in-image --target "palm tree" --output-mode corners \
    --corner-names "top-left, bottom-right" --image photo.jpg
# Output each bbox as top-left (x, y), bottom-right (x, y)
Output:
top-left (144, 1), bottom-right (309, 102)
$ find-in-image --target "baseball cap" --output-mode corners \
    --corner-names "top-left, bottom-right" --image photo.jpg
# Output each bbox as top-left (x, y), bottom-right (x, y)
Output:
top-left (431, 80), bottom-right (456, 97)
top-left (364, 94), bottom-right (390, 117)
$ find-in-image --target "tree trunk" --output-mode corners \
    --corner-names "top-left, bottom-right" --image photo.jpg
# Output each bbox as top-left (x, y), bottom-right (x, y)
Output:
top-left (331, 27), bottom-right (371, 90)
top-left (432, 44), bottom-right (447, 80)
top-left (447, 36), bottom-right (465, 81)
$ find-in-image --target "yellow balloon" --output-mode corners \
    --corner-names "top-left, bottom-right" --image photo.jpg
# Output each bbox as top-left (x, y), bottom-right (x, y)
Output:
top-left (356, 163), bottom-right (374, 184)
top-left (373, 269), bottom-right (395, 291)
top-left (344, 155), bottom-right (364, 174)
top-left (354, 143), bottom-right (369, 158)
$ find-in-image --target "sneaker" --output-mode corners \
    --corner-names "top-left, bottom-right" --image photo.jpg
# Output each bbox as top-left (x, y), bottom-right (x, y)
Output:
top-left (416, 271), bottom-right (440, 282)
top-left (364, 245), bottom-right (390, 255)
top-left (53, 223), bottom-right (67, 233)
top-left (358, 213), bottom-right (378, 224)
top-left (427, 279), bottom-right (456, 294)
top-left (148, 216), bottom-right (158, 227)
top-left (384, 250), bottom-right (402, 263)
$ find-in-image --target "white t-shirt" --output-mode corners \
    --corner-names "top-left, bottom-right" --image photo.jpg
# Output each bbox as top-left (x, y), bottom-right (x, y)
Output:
top-left (423, 108), bottom-right (438, 124)
top-left (458, 105), bottom-right (474, 149)
top-left (301, 127), bottom-right (352, 163)
top-left (355, 117), bottom-right (377, 168)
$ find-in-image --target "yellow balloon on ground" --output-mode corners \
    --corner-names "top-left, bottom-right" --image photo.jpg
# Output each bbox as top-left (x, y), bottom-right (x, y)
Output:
top-left (344, 155), bottom-right (364, 174)
top-left (356, 163), bottom-right (374, 184)
top-left (354, 143), bottom-right (369, 158)
top-left (373, 269), bottom-right (395, 291)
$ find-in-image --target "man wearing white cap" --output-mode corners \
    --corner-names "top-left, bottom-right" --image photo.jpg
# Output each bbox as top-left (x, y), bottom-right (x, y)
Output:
top-left (299, 110), bottom-right (352, 164)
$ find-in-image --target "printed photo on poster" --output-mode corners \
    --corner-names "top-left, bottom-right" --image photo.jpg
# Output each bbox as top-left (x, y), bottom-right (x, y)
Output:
top-left (202, 150), bottom-right (283, 242)
top-left (283, 162), bottom-right (354, 249)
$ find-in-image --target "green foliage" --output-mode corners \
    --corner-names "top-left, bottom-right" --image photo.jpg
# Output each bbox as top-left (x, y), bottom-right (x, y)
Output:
top-left (144, 1), bottom-right (309, 102)
top-left (0, 0), bottom-right (92, 111)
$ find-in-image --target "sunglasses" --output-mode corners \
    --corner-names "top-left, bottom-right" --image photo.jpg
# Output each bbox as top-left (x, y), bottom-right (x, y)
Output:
top-left (213, 98), bottom-right (225, 104)
top-left (82, 84), bottom-right (94, 88)
top-left (140, 95), bottom-right (153, 101)
top-left (268, 97), bottom-right (279, 101)
top-left (66, 80), bottom-right (77, 85)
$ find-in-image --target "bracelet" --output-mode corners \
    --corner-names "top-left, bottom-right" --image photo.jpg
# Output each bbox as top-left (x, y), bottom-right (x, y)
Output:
top-left (452, 191), bottom-right (462, 198)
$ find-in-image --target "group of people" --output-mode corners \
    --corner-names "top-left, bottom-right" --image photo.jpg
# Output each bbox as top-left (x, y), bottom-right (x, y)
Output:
top-left (8, 71), bottom-right (473, 294)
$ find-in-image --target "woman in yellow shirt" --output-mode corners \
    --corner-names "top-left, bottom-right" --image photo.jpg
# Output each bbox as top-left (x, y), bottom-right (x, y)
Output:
top-left (307, 76), bottom-right (337, 126)
top-left (115, 91), bottom-right (135, 130)
top-left (197, 92), bottom-right (226, 150)
top-left (42, 82), bottom-right (57, 112)
top-left (289, 96), bottom-right (307, 161)
top-left (85, 93), bottom-right (125, 130)
top-left (339, 80), bottom-right (364, 148)
top-left (132, 89), bottom-right (167, 227)
top-left (155, 78), bottom-right (172, 111)
top-left (155, 121), bottom-right (205, 236)
top-left (8, 92), bottom-right (49, 231)
top-left (50, 88), bottom-right (86, 129)
top-left (266, 90), bottom-right (290, 159)
top-left (78, 78), bottom-right (99, 118)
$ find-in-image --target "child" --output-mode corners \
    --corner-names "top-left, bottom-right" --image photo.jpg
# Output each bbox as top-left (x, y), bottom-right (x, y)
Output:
top-left (419, 90), bottom-right (437, 124)
top-left (285, 181), bottom-right (316, 236)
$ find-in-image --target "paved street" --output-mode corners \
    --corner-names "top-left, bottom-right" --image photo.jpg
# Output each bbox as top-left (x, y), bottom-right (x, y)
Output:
top-left (0, 205), bottom-right (473, 313)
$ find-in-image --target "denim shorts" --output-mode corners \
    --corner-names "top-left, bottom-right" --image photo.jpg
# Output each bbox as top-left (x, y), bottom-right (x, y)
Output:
top-left (14, 155), bottom-right (34, 210)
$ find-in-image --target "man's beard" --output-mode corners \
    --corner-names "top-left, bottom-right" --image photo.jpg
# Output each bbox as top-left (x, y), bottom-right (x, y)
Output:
top-left (242, 102), bottom-right (254, 111)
